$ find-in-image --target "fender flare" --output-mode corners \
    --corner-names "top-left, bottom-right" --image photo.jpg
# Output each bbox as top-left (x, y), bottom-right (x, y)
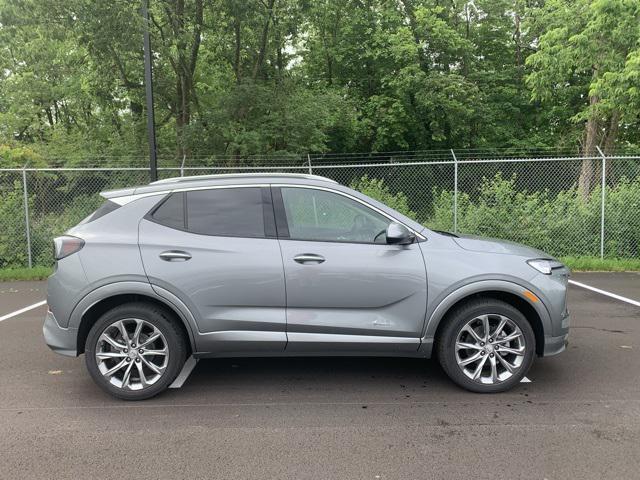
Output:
top-left (418, 279), bottom-right (552, 357)
top-left (69, 281), bottom-right (198, 351)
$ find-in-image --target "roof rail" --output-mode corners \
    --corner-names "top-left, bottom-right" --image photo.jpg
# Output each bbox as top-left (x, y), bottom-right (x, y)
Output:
top-left (150, 172), bottom-right (337, 185)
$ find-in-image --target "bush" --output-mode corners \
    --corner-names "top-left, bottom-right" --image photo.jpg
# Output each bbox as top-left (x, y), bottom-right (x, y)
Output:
top-left (352, 173), bottom-right (640, 259)
top-left (0, 186), bottom-right (29, 268)
top-left (428, 173), bottom-right (640, 258)
top-left (350, 175), bottom-right (418, 220)
top-left (0, 189), bottom-right (101, 268)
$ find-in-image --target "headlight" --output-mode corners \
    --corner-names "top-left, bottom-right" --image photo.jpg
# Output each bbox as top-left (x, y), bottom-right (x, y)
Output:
top-left (527, 258), bottom-right (564, 275)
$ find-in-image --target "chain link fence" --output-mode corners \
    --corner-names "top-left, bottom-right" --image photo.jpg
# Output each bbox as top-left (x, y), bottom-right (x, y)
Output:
top-left (1, 149), bottom-right (639, 269)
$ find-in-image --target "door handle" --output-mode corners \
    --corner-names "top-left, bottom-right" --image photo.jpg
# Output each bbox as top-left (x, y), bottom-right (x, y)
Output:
top-left (293, 253), bottom-right (325, 264)
top-left (159, 250), bottom-right (192, 261)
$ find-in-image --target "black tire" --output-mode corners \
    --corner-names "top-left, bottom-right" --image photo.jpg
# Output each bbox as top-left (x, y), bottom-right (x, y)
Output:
top-left (85, 302), bottom-right (187, 400)
top-left (436, 299), bottom-right (535, 393)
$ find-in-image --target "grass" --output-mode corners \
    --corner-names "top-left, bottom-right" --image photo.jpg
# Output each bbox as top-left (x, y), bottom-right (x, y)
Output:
top-left (0, 256), bottom-right (638, 281)
top-left (0, 266), bottom-right (52, 281)
top-left (560, 256), bottom-right (640, 272)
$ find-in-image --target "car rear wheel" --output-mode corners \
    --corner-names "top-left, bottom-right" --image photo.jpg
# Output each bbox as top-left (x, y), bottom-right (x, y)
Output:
top-left (85, 302), bottom-right (187, 400)
top-left (437, 299), bottom-right (535, 393)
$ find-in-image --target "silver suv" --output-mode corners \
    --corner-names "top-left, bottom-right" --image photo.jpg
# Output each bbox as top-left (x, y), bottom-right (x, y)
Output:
top-left (44, 173), bottom-right (570, 400)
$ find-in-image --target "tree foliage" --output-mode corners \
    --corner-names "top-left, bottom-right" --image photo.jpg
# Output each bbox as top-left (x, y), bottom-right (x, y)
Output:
top-left (0, 0), bottom-right (639, 165)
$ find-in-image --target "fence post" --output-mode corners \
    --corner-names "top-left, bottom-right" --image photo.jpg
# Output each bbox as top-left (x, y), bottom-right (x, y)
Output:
top-left (22, 164), bottom-right (33, 268)
top-left (180, 153), bottom-right (186, 177)
top-left (596, 146), bottom-right (606, 259)
top-left (307, 154), bottom-right (313, 174)
top-left (450, 149), bottom-right (458, 233)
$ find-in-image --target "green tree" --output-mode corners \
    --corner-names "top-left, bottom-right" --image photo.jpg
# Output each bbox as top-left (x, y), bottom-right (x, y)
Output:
top-left (526, 0), bottom-right (640, 194)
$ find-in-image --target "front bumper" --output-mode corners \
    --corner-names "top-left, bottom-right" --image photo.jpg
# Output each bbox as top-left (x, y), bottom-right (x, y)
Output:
top-left (43, 309), bottom-right (78, 357)
top-left (543, 332), bottom-right (569, 356)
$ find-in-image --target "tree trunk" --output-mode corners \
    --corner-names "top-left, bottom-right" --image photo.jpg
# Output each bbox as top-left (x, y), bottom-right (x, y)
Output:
top-left (165, 0), bottom-right (202, 159)
top-left (234, 18), bottom-right (242, 83)
top-left (603, 111), bottom-right (619, 155)
top-left (514, 10), bottom-right (522, 69)
top-left (578, 94), bottom-right (600, 199)
top-left (252, 0), bottom-right (275, 81)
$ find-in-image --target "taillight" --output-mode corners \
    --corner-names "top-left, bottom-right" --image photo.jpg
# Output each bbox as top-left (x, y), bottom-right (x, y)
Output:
top-left (53, 236), bottom-right (85, 260)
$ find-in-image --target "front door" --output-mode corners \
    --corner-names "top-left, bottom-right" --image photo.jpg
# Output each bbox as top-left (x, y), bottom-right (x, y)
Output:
top-left (274, 186), bottom-right (427, 354)
top-left (138, 186), bottom-right (286, 355)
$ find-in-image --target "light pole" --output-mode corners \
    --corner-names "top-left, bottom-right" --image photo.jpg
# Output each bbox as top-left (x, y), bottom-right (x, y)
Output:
top-left (142, 0), bottom-right (158, 182)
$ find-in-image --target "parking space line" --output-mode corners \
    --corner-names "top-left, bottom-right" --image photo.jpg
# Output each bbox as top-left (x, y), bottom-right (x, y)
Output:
top-left (169, 356), bottom-right (199, 388)
top-left (0, 300), bottom-right (46, 322)
top-left (568, 280), bottom-right (640, 307)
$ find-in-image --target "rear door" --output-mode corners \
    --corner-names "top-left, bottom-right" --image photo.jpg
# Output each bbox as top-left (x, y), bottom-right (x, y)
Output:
top-left (138, 185), bottom-right (287, 355)
top-left (273, 185), bottom-right (427, 354)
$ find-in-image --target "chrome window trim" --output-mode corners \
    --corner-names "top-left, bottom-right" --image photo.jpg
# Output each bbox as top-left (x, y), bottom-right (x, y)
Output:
top-left (108, 182), bottom-right (425, 240)
top-left (110, 184), bottom-right (269, 206)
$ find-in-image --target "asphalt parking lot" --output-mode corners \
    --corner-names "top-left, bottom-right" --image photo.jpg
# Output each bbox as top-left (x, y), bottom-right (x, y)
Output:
top-left (1, 273), bottom-right (639, 479)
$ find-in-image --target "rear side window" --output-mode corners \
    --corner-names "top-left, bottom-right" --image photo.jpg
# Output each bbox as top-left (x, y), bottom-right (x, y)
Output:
top-left (80, 200), bottom-right (121, 225)
top-left (151, 192), bottom-right (185, 230)
top-left (187, 187), bottom-right (265, 237)
top-left (149, 187), bottom-right (267, 238)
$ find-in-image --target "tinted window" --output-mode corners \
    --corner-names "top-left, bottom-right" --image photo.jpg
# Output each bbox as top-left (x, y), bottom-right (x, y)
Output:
top-left (80, 200), bottom-right (120, 225)
top-left (186, 187), bottom-right (265, 237)
top-left (280, 187), bottom-right (390, 243)
top-left (151, 192), bottom-right (185, 229)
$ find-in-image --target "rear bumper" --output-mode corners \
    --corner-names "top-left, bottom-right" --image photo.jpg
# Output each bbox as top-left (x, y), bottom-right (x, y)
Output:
top-left (43, 310), bottom-right (78, 357)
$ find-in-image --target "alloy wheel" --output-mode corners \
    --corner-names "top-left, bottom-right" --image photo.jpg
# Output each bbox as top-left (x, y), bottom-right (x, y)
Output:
top-left (95, 318), bottom-right (169, 390)
top-left (454, 314), bottom-right (526, 384)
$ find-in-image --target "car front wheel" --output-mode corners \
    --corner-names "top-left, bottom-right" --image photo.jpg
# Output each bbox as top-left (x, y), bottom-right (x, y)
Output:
top-left (85, 302), bottom-right (187, 400)
top-left (437, 299), bottom-right (535, 393)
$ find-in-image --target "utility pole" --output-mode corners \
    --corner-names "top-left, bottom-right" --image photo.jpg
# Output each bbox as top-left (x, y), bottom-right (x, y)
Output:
top-left (142, 0), bottom-right (158, 182)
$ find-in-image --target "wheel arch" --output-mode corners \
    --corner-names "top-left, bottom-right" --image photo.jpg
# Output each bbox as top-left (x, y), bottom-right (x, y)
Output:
top-left (421, 280), bottom-right (551, 357)
top-left (71, 282), bottom-right (197, 356)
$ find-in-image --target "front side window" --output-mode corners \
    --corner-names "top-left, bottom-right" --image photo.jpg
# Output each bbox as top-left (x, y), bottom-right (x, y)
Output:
top-left (150, 187), bottom-right (266, 238)
top-left (280, 187), bottom-right (390, 243)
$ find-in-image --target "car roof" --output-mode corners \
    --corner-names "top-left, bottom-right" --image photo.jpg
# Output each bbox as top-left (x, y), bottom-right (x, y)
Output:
top-left (100, 172), bottom-right (338, 203)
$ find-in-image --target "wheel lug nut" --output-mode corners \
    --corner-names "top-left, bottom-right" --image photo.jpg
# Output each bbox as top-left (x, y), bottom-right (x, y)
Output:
top-left (480, 351), bottom-right (485, 355)
top-left (126, 357), bottom-right (131, 362)
top-left (135, 358), bottom-right (141, 363)
top-left (480, 342), bottom-right (485, 346)
top-left (490, 353), bottom-right (494, 358)
top-left (123, 348), bottom-right (128, 353)
top-left (131, 343), bottom-right (136, 348)
top-left (139, 349), bottom-right (144, 354)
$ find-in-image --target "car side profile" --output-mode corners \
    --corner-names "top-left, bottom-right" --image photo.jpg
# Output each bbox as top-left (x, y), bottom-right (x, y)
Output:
top-left (43, 173), bottom-right (570, 400)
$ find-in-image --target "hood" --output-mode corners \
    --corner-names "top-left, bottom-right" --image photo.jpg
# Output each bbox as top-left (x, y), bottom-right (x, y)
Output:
top-left (452, 233), bottom-right (552, 259)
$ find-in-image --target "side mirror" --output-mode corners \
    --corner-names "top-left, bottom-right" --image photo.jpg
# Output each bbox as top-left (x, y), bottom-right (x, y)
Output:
top-left (386, 223), bottom-right (414, 245)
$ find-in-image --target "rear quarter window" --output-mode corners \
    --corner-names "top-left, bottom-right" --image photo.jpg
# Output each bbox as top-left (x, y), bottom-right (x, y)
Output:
top-left (150, 192), bottom-right (185, 230)
top-left (80, 200), bottom-right (121, 225)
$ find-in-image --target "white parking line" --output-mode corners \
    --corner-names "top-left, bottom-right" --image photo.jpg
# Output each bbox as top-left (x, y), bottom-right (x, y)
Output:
top-left (0, 300), bottom-right (46, 322)
top-left (569, 280), bottom-right (640, 307)
top-left (169, 356), bottom-right (199, 389)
